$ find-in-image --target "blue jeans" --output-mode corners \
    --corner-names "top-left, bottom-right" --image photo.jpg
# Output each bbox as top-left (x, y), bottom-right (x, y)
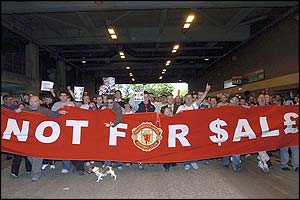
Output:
top-left (223, 155), bottom-right (240, 168)
top-left (280, 146), bottom-right (299, 170)
top-left (200, 159), bottom-right (209, 165)
top-left (62, 160), bottom-right (71, 170)
top-left (42, 159), bottom-right (55, 165)
top-left (103, 161), bottom-right (122, 167)
top-left (184, 160), bottom-right (197, 166)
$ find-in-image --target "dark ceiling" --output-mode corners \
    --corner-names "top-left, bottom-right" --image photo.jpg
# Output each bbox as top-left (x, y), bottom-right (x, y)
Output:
top-left (1, 1), bottom-right (299, 84)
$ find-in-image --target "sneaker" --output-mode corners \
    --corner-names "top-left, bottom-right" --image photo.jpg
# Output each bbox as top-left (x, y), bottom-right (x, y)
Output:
top-left (50, 165), bottom-right (55, 170)
top-left (125, 163), bottom-right (132, 167)
top-left (138, 164), bottom-right (144, 170)
top-left (191, 162), bottom-right (199, 170)
top-left (61, 169), bottom-right (69, 174)
top-left (281, 167), bottom-right (290, 171)
top-left (295, 167), bottom-right (299, 172)
top-left (184, 164), bottom-right (191, 170)
top-left (117, 166), bottom-right (123, 170)
top-left (10, 173), bottom-right (18, 178)
top-left (32, 177), bottom-right (39, 182)
top-left (41, 164), bottom-right (48, 170)
top-left (233, 165), bottom-right (241, 172)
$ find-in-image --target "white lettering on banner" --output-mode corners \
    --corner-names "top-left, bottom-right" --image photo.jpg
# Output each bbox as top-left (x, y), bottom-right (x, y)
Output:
top-left (168, 124), bottom-right (191, 147)
top-left (260, 117), bottom-right (279, 137)
top-left (209, 118), bottom-right (229, 146)
top-left (2, 118), bottom-right (29, 141)
top-left (2, 113), bottom-right (298, 146)
top-left (35, 121), bottom-right (60, 143)
top-left (284, 112), bottom-right (299, 134)
top-left (66, 120), bottom-right (89, 144)
top-left (109, 123), bottom-right (127, 145)
top-left (233, 119), bottom-right (256, 142)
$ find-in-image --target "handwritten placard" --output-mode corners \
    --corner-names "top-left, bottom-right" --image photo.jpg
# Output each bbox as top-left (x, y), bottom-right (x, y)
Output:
top-left (74, 86), bottom-right (84, 101)
top-left (41, 81), bottom-right (54, 91)
top-left (134, 88), bottom-right (144, 101)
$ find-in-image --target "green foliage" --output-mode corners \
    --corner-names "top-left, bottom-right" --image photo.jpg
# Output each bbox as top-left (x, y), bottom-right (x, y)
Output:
top-left (116, 83), bottom-right (175, 99)
top-left (181, 87), bottom-right (189, 96)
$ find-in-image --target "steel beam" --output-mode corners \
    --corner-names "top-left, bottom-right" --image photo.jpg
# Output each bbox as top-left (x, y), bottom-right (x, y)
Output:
top-left (2, 1), bottom-right (298, 14)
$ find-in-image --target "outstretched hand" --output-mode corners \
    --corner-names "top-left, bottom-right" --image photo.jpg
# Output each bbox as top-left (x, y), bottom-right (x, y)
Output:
top-left (104, 122), bottom-right (114, 127)
top-left (58, 110), bottom-right (68, 115)
top-left (15, 108), bottom-right (22, 113)
top-left (205, 83), bottom-right (211, 92)
top-left (104, 122), bottom-right (111, 127)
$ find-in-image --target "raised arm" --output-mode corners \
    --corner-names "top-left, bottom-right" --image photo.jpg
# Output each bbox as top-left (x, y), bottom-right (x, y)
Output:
top-left (195, 83), bottom-right (211, 106)
top-left (67, 86), bottom-right (75, 100)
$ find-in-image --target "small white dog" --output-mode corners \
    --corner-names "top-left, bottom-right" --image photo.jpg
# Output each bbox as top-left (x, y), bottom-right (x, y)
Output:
top-left (87, 165), bottom-right (117, 182)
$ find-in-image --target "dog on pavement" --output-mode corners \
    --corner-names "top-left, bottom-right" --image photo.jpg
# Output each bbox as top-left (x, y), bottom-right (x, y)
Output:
top-left (86, 165), bottom-right (117, 182)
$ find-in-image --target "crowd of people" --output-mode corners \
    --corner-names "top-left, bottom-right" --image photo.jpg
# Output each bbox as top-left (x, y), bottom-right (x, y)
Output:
top-left (1, 85), bottom-right (299, 182)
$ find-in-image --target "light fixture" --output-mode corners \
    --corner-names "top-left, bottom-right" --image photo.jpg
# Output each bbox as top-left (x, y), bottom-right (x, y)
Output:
top-left (172, 49), bottom-right (177, 53)
top-left (111, 34), bottom-right (117, 39)
top-left (159, 76), bottom-right (163, 80)
top-left (186, 14), bottom-right (195, 23)
top-left (107, 27), bottom-right (115, 34)
top-left (162, 71), bottom-right (165, 74)
top-left (119, 51), bottom-right (125, 59)
top-left (81, 60), bottom-right (86, 64)
top-left (173, 44), bottom-right (180, 50)
top-left (183, 23), bottom-right (191, 29)
top-left (166, 60), bottom-right (171, 66)
top-left (179, 79), bottom-right (182, 82)
top-left (129, 73), bottom-right (133, 76)
top-left (163, 69), bottom-right (166, 72)
top-left (204, 58), bottom-right (210, 61)
top-left (132, 78), bottom-right (135, 81)
top-left (126, 66), bottom-right (130, 70)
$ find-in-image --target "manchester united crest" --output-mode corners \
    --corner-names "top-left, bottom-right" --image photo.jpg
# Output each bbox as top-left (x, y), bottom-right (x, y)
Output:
top-left (131, 122), bottom-right (163, 152)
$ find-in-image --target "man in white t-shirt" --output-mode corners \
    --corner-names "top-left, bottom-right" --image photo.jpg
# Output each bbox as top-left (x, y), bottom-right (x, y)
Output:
top-left (176, 83), bottom-right (211, 170)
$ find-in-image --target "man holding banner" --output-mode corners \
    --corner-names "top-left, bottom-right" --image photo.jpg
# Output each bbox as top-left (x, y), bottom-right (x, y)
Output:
top-left (15, 95), bottom-right (68, 181)
top-left (52, 91), bottom-right (75, 174)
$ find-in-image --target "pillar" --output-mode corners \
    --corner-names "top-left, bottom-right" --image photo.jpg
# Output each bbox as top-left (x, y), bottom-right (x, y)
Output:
top-left (25, 43), bottom-right (39, 94)
top-left (56, 60), bottom-right (66, 91)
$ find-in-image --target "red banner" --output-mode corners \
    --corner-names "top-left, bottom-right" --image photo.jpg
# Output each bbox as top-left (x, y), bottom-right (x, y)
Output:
top-left (1, 105), bottom-right (299, 163)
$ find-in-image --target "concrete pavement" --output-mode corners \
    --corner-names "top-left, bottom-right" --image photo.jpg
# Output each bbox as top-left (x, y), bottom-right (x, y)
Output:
top-left (1, 152), bottom-right (299, 199)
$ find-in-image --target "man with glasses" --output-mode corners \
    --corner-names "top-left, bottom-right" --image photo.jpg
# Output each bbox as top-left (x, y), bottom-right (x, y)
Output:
top-left (103, 94), bottom-right (123, 170)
